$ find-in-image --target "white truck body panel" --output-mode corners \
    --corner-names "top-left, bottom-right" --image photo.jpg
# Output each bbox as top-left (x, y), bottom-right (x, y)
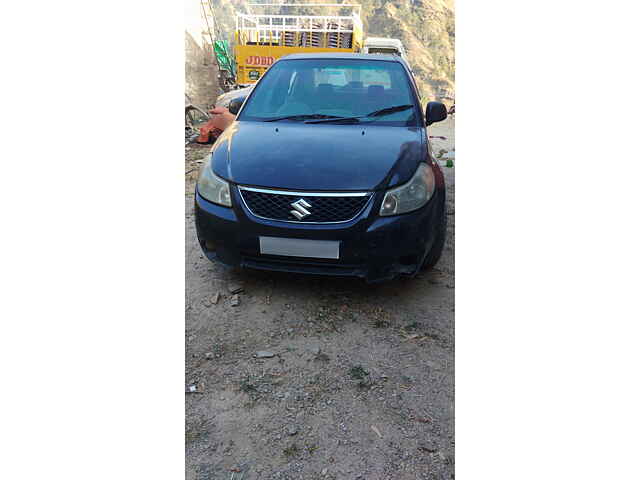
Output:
top-left (362, 37), bottom-right (407, 58)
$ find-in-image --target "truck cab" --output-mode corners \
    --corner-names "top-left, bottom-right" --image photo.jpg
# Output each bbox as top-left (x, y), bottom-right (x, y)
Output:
top-left (362, 37), bottom-right (407, 59)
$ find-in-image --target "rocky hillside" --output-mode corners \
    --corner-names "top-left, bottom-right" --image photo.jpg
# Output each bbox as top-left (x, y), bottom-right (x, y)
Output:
top-left (359, 0), bottom-right (455, 99)
top-left (213, 0), bottom-right (454, 99)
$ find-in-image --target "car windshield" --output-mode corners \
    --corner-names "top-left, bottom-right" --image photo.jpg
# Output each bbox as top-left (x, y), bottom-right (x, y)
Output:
top-left (239, 59), bottom-right (418, 126)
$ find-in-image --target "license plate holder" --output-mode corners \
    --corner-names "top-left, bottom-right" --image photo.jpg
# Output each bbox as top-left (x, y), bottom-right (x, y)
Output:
top-left (259, 236), bottom-right (340, 259)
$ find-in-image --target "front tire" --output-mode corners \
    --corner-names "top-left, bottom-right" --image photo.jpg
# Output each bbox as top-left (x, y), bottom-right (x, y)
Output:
top-left (422, 202), bottom-right (447, 270)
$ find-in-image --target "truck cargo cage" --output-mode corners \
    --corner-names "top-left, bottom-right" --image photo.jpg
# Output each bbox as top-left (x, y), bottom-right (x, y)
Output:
top-left (234, 4), bottom-right (363, 85)
top-left (236, 10), bottom-right (362, 48)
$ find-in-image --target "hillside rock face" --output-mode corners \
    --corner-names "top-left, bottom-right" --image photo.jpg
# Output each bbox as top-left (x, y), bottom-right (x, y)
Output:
top-left (360, 0), bottom-right (455, 99)
top-left (213, 0), bottom-right (454, 99)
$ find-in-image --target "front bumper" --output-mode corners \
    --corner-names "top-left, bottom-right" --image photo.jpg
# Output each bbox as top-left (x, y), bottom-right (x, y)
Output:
top-left (194, 185), bottom-right (442, 283)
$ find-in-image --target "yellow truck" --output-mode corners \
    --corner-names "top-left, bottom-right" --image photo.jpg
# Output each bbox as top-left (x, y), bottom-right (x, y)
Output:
top-left (234, 3), bottom-right (364, 86)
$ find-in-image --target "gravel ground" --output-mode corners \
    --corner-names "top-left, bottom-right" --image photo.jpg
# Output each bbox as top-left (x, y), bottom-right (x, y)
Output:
top-left (185, 117), bottom-right (455, 480)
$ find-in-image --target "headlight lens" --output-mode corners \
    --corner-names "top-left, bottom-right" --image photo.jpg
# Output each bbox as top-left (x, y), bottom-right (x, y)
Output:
top-left (197, 156), bottom-right (232, 207)
top-left (379, 163), bottom-right (435, 216)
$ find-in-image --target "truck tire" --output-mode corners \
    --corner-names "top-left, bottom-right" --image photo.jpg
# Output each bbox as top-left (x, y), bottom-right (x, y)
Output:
top-left (422, 201), bottom-right (447, 270)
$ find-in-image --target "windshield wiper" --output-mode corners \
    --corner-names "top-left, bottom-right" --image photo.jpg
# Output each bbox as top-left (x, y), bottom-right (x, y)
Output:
top-left (263, 114), bottom-right (343, 122)
top-left (366, 104), bottom-right (414, 117)
top-left (304, 104), bottom-right (414, 124)
top-left (304, 116), bottom-right (361, 124)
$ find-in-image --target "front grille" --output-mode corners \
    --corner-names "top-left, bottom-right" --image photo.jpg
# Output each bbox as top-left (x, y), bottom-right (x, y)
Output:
top-left (239, 188), bottom-right (372, 223)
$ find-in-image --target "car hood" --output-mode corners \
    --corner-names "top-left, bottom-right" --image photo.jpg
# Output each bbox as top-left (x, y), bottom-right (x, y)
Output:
top-left (210, 121), bottom-right (425, 191)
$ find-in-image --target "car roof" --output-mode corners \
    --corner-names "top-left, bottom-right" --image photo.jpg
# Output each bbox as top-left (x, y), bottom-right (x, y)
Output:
top-left (215, 85), bottom-right (254, 107)
top-left (278, 52), bottom-right (406, 64)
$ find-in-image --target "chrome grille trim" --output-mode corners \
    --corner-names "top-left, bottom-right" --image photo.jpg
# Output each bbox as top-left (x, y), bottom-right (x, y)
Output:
top-left (239, 186), bottom-right (370, 197)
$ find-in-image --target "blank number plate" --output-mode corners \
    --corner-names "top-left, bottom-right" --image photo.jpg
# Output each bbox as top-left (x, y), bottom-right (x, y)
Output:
top-left (259, 236), bottom-right (340, 259)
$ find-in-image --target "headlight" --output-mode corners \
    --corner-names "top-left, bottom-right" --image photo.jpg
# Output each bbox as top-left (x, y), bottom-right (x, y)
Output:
top-left (197, 156), bottom-right (232, 207)
top-left (379, 163), bottom-right (435, 216)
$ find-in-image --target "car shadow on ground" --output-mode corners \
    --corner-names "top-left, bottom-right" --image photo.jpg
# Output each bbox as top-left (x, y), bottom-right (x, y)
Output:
top-left (210, 262), bottom-right (451, 305)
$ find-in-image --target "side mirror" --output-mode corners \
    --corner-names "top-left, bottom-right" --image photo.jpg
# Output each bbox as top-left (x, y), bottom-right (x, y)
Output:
top-left (425, 101), bottom-right (447, 126)
top-left (228, 96), bottom-right (247, 115)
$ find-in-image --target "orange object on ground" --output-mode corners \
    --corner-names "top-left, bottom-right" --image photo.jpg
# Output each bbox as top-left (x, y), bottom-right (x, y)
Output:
top-left (196, 107), bottom-right (236, 144)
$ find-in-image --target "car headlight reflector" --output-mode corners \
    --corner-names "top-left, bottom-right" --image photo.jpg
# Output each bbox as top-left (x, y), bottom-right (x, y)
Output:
top-left (197, 157), bottom-right (232, 207)
top-left (379, 163), bottom-right (435, 216)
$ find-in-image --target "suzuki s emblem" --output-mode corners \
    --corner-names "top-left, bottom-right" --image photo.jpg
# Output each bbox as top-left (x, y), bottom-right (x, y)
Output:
top-left (290, 199), bottom-right (312, 220)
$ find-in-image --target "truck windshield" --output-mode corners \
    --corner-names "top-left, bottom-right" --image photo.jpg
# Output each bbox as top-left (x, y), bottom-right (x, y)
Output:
top-left (239, 59), bottom-right (418, 126)
top-left (367, 47), bottom-right (401, 56)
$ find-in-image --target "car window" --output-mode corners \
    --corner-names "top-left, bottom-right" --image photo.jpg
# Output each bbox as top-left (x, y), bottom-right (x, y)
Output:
top-left (315, 68), bottom-right (347, 87)
top-left (360, 67), bottom-right (392, 88)
top-left (240, 58), bottom-right (418, 126)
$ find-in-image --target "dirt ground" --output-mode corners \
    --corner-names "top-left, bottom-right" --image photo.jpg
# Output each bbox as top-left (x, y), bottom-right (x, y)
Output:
top-left (185, 117), bottom-right (455, 480)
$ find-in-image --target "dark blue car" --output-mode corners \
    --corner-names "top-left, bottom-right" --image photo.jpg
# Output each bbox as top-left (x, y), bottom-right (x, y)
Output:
top-left (195, 53), bottom-right (448, 283)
